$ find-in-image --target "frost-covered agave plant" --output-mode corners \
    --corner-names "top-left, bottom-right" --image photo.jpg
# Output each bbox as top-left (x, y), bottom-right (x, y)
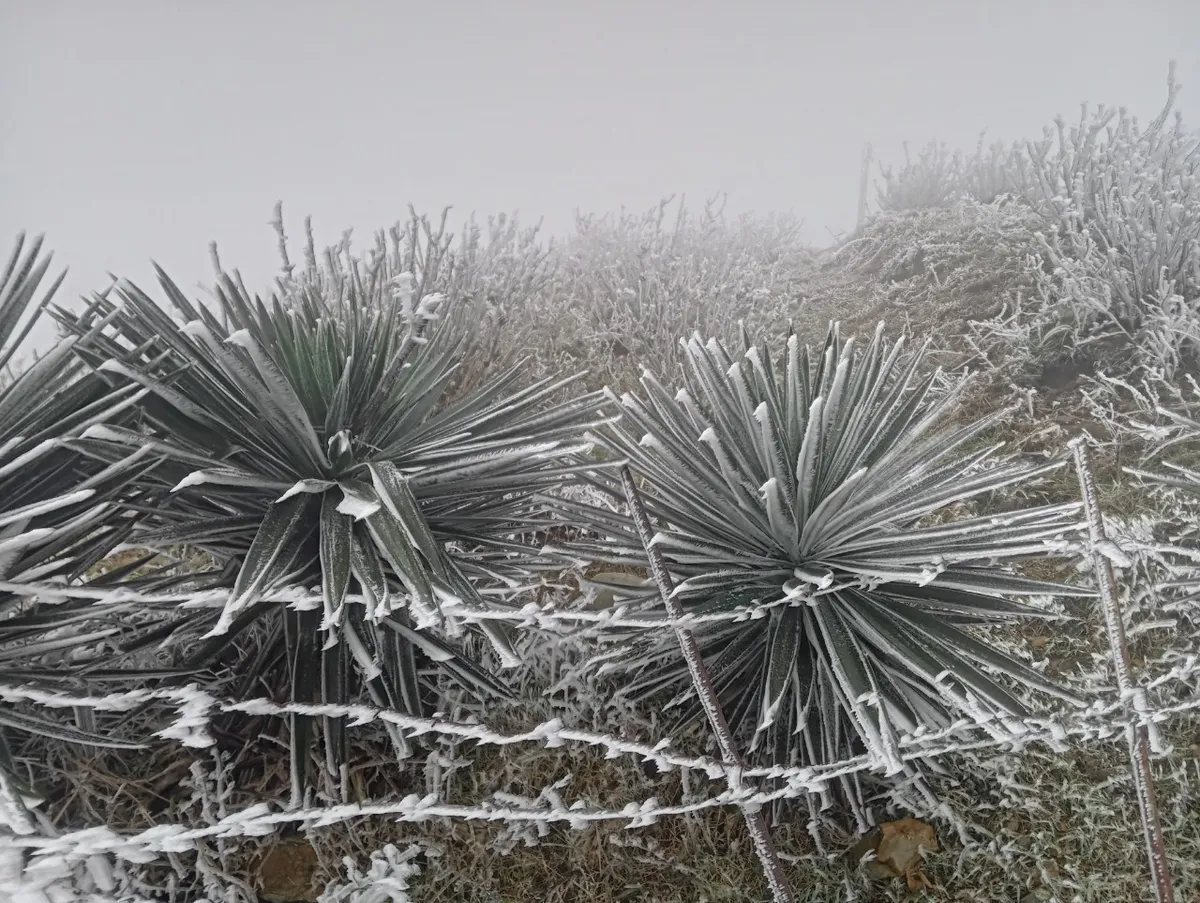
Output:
top-left (0, 236), bottom-right (150, 591)
top-left (0, 235), bottom-right (155, 824)
top-left (53, 262), bottom-right (607, 792)
top-left (570, 322), bottom-right (1089, 778)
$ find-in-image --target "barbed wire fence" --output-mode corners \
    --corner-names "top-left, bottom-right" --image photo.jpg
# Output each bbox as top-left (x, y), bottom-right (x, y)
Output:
top-left (0, 438), bottom-right (1196, 901)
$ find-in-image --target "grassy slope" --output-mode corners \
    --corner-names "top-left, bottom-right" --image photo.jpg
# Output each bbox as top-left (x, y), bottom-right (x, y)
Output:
top-left (13, 204), bottom-right (1200, 903)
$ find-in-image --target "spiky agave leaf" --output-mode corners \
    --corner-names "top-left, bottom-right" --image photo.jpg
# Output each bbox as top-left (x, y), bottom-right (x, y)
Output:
top-left (0, 234), bottom-right (153, 816)
top-left (569, 322), bottom-right (1089, 782)
top-left (53, 259), bottom-right (609, 790)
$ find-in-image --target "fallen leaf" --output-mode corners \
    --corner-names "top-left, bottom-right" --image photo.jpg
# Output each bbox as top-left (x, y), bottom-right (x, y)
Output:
top-left (855, 817), bottom-right (939, 891)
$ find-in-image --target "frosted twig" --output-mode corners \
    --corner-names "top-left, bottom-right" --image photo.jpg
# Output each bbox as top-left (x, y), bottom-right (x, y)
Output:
top-left (270, 200), bottom-right (294, 281)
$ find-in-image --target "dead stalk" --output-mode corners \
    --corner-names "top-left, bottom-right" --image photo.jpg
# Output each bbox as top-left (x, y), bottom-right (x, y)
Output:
top-left (619, 464), bottom-right (797, 903)
top-left (1070, 436), bottom-right (1174, 903)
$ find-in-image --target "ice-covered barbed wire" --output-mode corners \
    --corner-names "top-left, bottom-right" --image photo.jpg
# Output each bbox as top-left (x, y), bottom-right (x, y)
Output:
top-left (0, 550), bottom-right (1087, 632)
top-left (5, 668), bottom-right (1200, 864)
top-left (0, 842), bottom-right (158, 903)
top-left (3, 639), bottom-right (1199, 824)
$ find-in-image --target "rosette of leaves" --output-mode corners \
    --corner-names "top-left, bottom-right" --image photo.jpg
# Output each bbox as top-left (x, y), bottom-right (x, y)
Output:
top-left (54, 262), bottom-right (607, 792)
top-left (568, 322), bottom-right (1089, 780)
top-left (0, 234), bottom-right (160, 825)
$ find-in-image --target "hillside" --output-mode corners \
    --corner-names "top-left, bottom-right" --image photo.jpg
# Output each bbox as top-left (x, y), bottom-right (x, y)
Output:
top-left (2, 78), bottom-right (1200, 903)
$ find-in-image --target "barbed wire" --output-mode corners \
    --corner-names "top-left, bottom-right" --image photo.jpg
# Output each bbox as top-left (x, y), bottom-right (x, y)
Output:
top-left (0, 561), bottom-right (1085, 633)
top-left (6, 695), bottom-right (1200, 863)
top-left (2, 647), bottom-right (1198, 859)
top-left (2, 536), bottom-right (1198, 897)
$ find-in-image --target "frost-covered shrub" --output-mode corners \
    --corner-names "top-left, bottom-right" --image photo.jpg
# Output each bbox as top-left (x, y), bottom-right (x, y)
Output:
top-left (274, 204), bottom-right (557, 396)
top-left (0, 234), bottom-right (159, 829)
top-left (874, 136), bottom-right (1032, 214)
top-left (993, 69), bottom-right (1199, 375)
top-left (872, 68), bottom-right (1199, 377)
top-left (875, 141), bottom-right (965, 213)
top-left (50, 247), bottom-right (606, 798)
top-left (959, 135), bottom-right (1029, 206)
top-left (533, 195), bottom-right (813, 390)
top-left (1114, 374), bottom-right (1200, 608)
top-left (265, 197), bottom-right (815, 397)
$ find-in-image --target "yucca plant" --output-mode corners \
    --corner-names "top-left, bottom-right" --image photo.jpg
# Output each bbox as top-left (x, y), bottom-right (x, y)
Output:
top-left (53, 261), bottom-right (607, 794)
top-left (0, 234), bottom-right (158, 824)
top-left (566, 322), bottom-right (1089, 785)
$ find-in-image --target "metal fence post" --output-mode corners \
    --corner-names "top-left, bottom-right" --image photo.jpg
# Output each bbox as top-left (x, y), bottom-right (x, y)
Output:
top-left (1070, 436), bottom-right (1174, 903)
top-left (620, 464), bottom-right (797, 903)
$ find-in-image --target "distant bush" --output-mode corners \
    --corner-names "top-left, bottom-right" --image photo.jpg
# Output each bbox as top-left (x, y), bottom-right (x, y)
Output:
top-left (1012, 73), bottom-right (1200, 376)
top-left (266, 196), bottom-right (817, 395)
top-left (874, 135), bottom-right (1032, 214)
top-left (875, 141), bottom-right (967, 212)
top-left (872, 66), bottom-right (1200, 378)
top-left (525, 195), bottom-right (814, 389)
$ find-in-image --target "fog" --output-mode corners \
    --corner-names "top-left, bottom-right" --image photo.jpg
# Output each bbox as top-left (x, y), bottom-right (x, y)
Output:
top-left (2, 0), bottom-right (1197, 343)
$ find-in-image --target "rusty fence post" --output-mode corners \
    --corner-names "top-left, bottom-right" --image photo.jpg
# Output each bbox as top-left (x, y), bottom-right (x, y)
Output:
top-left (1070, 437), bottom-right (1174, 903)
top-left (620, 465), bottom-right (797, 903)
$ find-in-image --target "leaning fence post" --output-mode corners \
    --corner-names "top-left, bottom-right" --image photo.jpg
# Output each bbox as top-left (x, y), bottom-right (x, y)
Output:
top-left (619, 464), bottom-right (797, 903)
top-left (1069, 437), bottom-right (1174, 903)
top-left (856, 143), bottom-right (873, 233)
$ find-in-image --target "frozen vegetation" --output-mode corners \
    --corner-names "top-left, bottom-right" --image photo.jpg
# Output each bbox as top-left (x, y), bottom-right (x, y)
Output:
top-left (1, 70), bottom-right (1199, 902)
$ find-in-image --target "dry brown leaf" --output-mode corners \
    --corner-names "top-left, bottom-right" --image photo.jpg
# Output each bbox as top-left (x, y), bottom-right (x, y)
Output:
top-left (857, 817), bottom-right (939, 891)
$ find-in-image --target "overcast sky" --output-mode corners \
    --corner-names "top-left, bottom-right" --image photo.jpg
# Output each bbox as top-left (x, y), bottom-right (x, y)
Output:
top-left (3, 0), bottom-right (1198, 344)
